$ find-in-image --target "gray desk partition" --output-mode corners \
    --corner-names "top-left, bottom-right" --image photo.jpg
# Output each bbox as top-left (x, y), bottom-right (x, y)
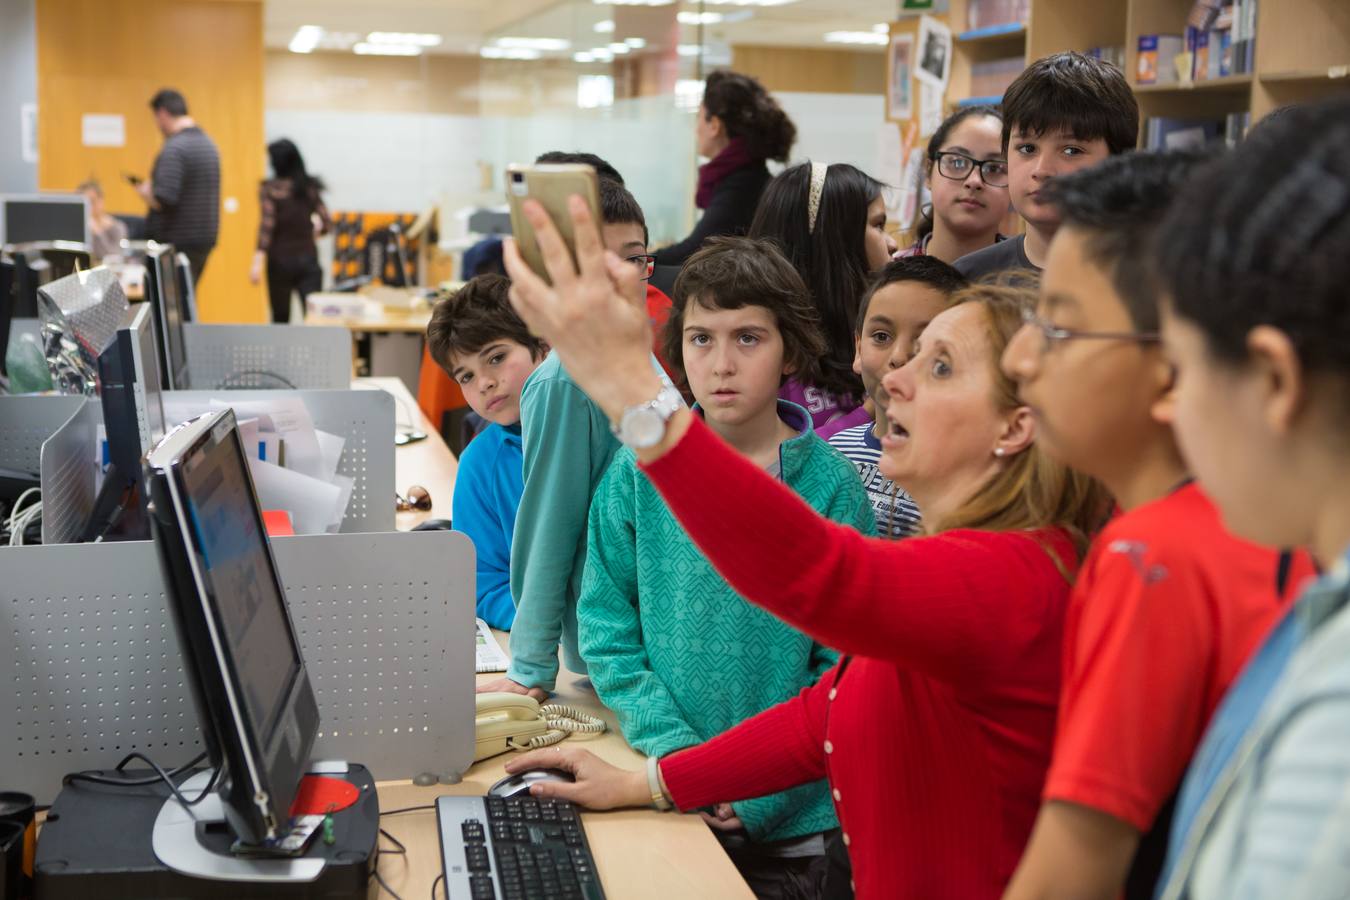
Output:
top-left (0, 530), bottom-right (476, 804)
top-left (165, 389), bottom-right (396, 534)
top-left (0, 389), bottom-right (395, 543)
top-left (183, 323), bottom-right (351, 390)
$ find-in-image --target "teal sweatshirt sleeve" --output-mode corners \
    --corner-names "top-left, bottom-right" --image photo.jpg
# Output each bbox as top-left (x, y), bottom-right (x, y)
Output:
top-left (577, 456), bottom-right (706, 758)
top-left (451, 426), bottom-right (519, 631)
top-left (808, 448), bottom-right (876, 675)
top-left (507, 369), bottom-right (613, 691)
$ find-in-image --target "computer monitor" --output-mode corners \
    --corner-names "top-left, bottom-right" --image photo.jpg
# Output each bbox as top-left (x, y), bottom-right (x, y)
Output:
top-left (83, 304), bottom-right (166, 541)
top-left (145, 408), bottom-right (319, 848)
top-left (144, 244), bottom-right (189, 389)
top-left (0, 256), bottom-right (13, 378)
top-left (0, 193), bottom-right (90, 246)
top-left (174, 250), bottom-right (197, 322)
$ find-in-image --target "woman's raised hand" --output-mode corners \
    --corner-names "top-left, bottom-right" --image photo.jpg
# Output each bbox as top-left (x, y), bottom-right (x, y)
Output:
top-left (503, 195), bottom-right (664, 422)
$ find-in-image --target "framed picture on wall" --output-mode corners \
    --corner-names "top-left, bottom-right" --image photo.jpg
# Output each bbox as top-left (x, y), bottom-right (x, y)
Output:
top-left (915, 15), bottom-right (952, 90)
top-left (888, 33), bottom-right (915, 121)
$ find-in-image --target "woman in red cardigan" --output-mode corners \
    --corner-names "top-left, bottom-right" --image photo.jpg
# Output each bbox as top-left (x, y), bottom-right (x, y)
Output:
top-left (501, 199), bottom-right (1109, 898)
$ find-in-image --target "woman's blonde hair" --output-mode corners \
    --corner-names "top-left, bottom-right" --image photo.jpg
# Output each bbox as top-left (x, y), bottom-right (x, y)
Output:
top-left (924, 282), bottom-right (1111, 572)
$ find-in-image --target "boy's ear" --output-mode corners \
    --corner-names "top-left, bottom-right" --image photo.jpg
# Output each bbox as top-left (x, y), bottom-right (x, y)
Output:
top-left (853, 335), bottom-right (863, 376)
top-left (1151, 357), bottom-right (1177, 426)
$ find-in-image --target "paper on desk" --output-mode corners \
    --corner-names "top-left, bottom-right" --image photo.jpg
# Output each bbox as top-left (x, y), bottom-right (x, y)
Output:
top-left (248, 457), bottom-right (344, 535)
top-left (213, 397), bottom-right (325, 480)
top-left (315, 429), bottom-right (345, 484)
top-left (328, 474), bottom-right (354, 534)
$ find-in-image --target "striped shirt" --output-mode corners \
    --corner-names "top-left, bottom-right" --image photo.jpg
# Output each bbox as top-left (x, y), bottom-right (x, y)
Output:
top-left (827, 422), bottom-right (919, 539)
top-left (147, 126), bottom-right (220, 249)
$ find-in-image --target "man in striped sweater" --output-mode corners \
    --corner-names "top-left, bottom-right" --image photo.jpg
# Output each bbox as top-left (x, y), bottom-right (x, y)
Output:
top-left (137, 88), bottom-right (220, 291)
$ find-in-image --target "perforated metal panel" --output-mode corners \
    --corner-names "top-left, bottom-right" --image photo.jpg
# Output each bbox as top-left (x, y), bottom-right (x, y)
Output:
top-left (0, 531), bottom-right (476, 805)
top-left (38, 397), bottom-right (99, 544)
top-left (0, 394), bottom-right (85, 475)
top-left (183, 324), bottom-right (351, 390)
top-left (165, 389), bottom-right (395, 533)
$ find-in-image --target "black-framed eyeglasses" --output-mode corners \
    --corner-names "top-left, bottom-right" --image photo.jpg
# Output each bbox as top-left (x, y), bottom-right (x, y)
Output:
top-left (1020, 305), bottom-right (1161, 353)
top-left (626, 254), bottom-right (656, 281)
top-left (934, 151), bottom-right (1009, 187)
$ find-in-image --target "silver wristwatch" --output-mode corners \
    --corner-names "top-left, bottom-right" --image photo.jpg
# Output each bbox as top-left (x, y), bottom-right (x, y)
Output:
top-left (612, 384), bottom-right (683, 449)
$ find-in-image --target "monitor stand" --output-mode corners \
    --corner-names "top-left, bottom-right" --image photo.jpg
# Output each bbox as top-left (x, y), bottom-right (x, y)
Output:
top-left (151, 770), bottom-right (325, 883)
top-left (36, 761), bottom-right (379, 900)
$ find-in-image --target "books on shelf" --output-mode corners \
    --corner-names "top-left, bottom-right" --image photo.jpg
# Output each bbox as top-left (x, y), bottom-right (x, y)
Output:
top-left (1181, 0), bottom-right (1253, 82)
top-left (1145, 113), bottom-right (1251, 150)
top-left (971, 57), bottom-right (1024, 99)
top-left (1138, 34), bottom-right (1186, 84)
top-left (1085, 45), bottom-right (1126, 71)
top-left (966, 0), bottom-right (1030, 32)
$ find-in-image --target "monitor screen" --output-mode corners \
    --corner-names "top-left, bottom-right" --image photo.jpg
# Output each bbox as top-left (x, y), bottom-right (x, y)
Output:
top-left (85, 304), bottom-right (167, 542)
top-left (0, 257), bottom-right (13, 377)
top-left (146, 410), bottom-right (318, 845)
top-left (0, 194), bottom-right (88, 246)
top-left (146, 245), bottom-right (189, 389)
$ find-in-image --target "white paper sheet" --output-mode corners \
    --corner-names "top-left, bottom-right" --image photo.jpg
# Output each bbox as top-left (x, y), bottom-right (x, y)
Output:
top-left (248, 457), bottom-right (342, 535)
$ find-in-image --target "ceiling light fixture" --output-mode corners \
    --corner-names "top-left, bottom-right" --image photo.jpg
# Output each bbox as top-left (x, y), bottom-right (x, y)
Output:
top-left (625, 37), bottom-right (647, 48)
top-left (354, 42), bottom-right (423, 55)
top-left (873, 23), bottom-right (889, 33)
top-left (594, 20), bottom-right (616, 33)
top-left (495, 36), bottom-right (571, 51)
top-left (367, 31), bottom-right (443, 46)
top-left (480, 46), bottom-right (543, 59)
top-left (677, 11), bottom-right (724, 24)
top-left (288, 25), bottom-right (323, 54)
top-left (824, 30), bottom-right (889, 45)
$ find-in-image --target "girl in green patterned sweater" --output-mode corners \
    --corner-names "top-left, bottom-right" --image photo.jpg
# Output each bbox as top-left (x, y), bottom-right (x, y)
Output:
top-left (577, 237), bottom-right (874, 893)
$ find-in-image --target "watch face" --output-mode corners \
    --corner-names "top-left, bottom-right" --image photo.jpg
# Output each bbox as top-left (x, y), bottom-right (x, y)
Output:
top-left (623, 409), bottom-right (664, 448)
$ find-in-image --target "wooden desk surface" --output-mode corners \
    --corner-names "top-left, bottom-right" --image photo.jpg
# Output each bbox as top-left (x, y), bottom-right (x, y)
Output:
top-left (304, 293), bottom-right (433, 334)
top-left (374, 663), bottom-right (754, 899)
top-left (352, 376), bottom-right (458, 529)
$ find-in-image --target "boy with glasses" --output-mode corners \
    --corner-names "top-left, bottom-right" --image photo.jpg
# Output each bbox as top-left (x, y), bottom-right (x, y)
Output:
top-left (954, 52), bottom-right (1139, 280)
top-left (999, 151), bottom-right (1314, 900)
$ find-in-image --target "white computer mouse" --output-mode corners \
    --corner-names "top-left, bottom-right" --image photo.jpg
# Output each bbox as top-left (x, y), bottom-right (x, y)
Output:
top-left (487, 768), bottom-right (575, 799)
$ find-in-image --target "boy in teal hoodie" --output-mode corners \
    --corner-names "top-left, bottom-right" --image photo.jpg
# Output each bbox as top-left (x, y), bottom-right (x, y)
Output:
top-left (480, 174), bottom-right (676, 699)
top-left (426, 274), bottom-right (547, 630)
top-left (578, 237), bottom-right (874, 885)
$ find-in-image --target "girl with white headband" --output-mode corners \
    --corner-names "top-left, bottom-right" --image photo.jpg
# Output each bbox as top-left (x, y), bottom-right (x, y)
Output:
top-left (748, 162), bottom-right (898, 439)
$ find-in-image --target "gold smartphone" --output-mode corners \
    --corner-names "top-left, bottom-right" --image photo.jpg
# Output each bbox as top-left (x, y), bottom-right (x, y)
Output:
top-left (505, 163), bottom-right (602, 283)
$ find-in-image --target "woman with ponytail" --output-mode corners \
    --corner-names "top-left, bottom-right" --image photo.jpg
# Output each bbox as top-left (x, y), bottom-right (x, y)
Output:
top-left (653, 70), bottom-right (796, 268)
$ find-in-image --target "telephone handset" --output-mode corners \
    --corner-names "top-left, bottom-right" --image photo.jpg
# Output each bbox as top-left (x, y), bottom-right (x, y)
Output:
top-left (474, 693), bottom-right (606, 763)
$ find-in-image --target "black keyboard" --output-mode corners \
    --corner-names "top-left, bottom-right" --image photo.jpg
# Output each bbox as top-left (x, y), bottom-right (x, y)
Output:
top-left (435, 794), bottom-right (606, 900)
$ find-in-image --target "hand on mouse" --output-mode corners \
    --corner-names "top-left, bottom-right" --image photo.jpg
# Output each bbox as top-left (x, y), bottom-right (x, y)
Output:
top-left (477, 676), bottom-right (549, 704)
top-left (503, 747), bottom-right (650, 810)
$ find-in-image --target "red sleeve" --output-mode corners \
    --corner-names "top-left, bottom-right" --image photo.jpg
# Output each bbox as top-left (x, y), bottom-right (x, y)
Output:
top-left (640, 416), bottom-right (1073, 686)
top-left (1042, 538), bottom-right (1215, 831)
top-left (660, 665), bottom-right (834, 811)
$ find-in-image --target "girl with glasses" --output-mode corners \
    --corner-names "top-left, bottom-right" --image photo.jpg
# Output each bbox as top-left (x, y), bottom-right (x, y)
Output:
top-left (899, 106), bottom-right (1011, 265)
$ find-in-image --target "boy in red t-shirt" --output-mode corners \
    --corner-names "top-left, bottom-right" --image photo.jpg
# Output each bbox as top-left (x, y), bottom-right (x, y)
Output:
top-left (1000, 151), bottom-right (1314, 900)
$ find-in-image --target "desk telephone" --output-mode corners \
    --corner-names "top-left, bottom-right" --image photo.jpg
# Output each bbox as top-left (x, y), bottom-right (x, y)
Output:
top-left (474, 693), bottom-right (606, 762)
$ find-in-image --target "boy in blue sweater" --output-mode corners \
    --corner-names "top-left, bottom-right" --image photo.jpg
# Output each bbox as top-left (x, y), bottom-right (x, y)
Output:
top-left (427, 274), bottom-right (547, 630)
top-left (578, 237), bottom-right (874, 890)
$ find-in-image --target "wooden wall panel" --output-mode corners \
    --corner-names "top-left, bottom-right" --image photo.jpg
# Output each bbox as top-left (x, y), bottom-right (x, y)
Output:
top-left (730, 46), bottom-right (886, 95)
top-left (36, 0), bottom-right (266, 323)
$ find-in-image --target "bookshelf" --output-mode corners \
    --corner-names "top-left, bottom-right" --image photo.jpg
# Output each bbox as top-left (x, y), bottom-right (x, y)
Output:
top-left (934, 0), bottom-right (1350, 144)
